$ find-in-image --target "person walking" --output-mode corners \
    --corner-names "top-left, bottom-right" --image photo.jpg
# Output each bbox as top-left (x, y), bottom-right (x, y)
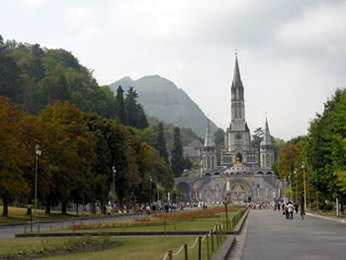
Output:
top-left (284, 203), bottom-right (289, 219)
top-left (288, 202), bottom-right (294, 219)
top-left (300, 203), bottom-right (305, 220)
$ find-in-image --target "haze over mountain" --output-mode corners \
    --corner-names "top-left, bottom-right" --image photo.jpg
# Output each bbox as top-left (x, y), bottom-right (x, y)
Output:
top-left (110, 75), bottom-right (218, 137)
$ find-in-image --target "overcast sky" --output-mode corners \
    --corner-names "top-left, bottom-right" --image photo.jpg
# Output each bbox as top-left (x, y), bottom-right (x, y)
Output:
top-left (2, 0), bottom-right (345, 140)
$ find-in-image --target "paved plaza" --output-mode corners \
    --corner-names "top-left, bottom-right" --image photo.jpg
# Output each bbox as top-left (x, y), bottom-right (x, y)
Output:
top-left (237, 209), bottom-right (346, 260)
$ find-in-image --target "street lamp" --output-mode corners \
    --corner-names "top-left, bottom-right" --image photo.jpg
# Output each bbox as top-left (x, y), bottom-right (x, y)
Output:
top-left (302, 162), bottom-right (307, 211)
top-left (34, 144), bottom-right (41, 225)
top-left (294, 169), bottom-right (298, 204)
top-left (149, 176), bottom-right (152, 206)
top-left (112, 166), bottom-right (116, 198)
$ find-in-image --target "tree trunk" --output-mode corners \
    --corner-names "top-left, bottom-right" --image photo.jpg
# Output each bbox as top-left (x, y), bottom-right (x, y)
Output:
top-left (45, 200), bottom-right (51, 215)
top-left (61, 202), bottom-right (67, 215)
top-left (2, 196), bottom-right (8, 217)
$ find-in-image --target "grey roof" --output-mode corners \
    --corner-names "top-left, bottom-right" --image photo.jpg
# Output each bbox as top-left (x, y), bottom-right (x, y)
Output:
top-left (183, 146), bottom-right (200, 159)
top-left (188, 140), bottom-right (203, 148)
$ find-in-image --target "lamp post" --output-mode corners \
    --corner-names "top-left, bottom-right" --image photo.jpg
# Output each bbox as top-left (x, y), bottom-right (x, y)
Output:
top-left (34, 144), bottom-right (41, 225)
top-left (149, 176), bottom-right (152, 206)
top-left (112, 166), bottom-right (116, 199)
top-left (223, 199), bottom-right (230, 228)
top-left (302, 162), bottom-right (307, 211)
top-left (294, 169), bottom-right (298, 204)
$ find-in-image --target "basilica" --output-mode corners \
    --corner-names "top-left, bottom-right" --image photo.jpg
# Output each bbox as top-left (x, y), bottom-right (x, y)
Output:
top-left (175, 56), bottom-right (284, 204)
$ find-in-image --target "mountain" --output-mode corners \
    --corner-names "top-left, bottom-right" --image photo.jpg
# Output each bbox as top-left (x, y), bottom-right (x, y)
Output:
top-left (109, 75), bottom-right (218, 137)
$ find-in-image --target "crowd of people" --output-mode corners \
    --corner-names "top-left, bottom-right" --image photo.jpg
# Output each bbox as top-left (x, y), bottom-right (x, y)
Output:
top-left (248, 200), bottom-right (306, 220)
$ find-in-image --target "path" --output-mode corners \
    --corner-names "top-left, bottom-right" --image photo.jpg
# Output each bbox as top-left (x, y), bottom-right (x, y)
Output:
top-left (234, 209), bottom-right (346, 260)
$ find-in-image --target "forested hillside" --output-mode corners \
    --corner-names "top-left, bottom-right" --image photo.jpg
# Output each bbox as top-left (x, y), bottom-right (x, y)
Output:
top-left (110, 75), bottom-right (219, 137)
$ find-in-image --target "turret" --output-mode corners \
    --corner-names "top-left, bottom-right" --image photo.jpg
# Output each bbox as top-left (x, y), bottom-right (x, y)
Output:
top-left (260, 116), bottom-right (274, 169)
top-left (201, 119), bottom-right (217, 170)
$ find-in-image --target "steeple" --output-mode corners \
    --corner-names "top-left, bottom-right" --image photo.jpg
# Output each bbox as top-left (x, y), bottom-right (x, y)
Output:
top-left (231, 54), bottom-right (244, 95)
top-left (262, 116), bottom-right (272, 146)
top-left (230, 54), bottom-right (246, 122)
top-left (204, 119), bottom-right (214, 147)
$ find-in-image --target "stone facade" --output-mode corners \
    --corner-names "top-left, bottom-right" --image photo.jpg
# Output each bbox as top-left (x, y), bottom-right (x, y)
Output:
top-left (175, 55), bottom-right (283, 204)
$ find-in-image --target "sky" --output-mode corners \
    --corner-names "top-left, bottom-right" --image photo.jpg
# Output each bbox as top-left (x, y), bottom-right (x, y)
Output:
top-left (1, 0), bottom-right (345, 140)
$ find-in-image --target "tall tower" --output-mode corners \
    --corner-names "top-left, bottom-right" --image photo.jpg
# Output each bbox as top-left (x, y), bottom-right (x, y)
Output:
top-left (260, 117), bottom-right (274, 169)
top-left (223, 54), bottom-right (253, 166)
top-left (230, 54), bottom-right (245, 124)
top-left (202, 119), bottom-right (217, 170)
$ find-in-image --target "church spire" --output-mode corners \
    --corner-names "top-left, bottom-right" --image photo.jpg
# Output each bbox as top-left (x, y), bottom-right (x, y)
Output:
top-left (204, 119), bottom-right (213, 147)
top-left (231, 54), bottom-right (244, 91)
top-left (262, 116), bottom-right (272, 146)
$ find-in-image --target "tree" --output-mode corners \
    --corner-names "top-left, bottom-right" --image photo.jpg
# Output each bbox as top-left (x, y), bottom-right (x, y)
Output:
top-left (251, 127), bottom-right (264, 148)
top-left (306, 88), bottom-right (346, 203)
top-left (171, 127), bottom-right (185, 176)
top-left (137, 104), bottom-right (149, 129)
top-left (116, 86), bottom-right (126, 124)
top-left (0, 98), bottom-right (29, 216)
top-left (155, 122), bottom-right (169, 162)
top-left (125, 87), bottom-right (138, 128)
top-left (38, 101), bottom-right (95, 214)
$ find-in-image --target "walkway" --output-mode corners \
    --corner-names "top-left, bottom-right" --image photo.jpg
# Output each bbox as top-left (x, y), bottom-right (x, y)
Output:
top-left (238, 209), bottom-right (346, 260)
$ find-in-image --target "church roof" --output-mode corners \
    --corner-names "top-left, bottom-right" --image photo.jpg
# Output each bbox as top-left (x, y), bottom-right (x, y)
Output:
top-left (231, 55), bottom-right (244, 89)
top-left (204, 119), bottom-right (215, 147)
top-left (261, 116), bottom-right (272, 146)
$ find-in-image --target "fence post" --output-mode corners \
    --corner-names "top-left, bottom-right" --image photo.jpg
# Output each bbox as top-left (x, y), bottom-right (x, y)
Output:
top-left (211, 229), bottom-right (215, 252)
top-left (206, 233), bottom-right (210, 260)
top-left (168, 250), bottom-right (172, 260)
top-left (216, 225), bottom-right (219, 245)
top-left (184, 243), bottom-right (188, 260)
top-left (198, 236), bottom-right (202, 260)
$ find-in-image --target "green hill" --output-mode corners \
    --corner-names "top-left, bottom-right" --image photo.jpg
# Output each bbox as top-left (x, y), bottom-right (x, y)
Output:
top-left (110, 75), bottom-right (218, 137)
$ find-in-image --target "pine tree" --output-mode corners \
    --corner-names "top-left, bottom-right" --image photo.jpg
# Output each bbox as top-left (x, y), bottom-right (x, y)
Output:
top-left (155, 122), bottom-right (168, 162)
top-left (171, 127), bottom-right (185, 176)
top-left (125, 87), bottom-right (138, 127)
top-left (116, 86), bottom-right (126, 124)
top-left (137, 104), bottom-right (149, 129)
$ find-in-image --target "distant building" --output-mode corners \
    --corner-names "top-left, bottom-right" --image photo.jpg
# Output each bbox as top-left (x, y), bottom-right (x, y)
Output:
top-left (176, 55), bottom-right (283, 204)
top-left (183, 140), bottom-right (203, 162)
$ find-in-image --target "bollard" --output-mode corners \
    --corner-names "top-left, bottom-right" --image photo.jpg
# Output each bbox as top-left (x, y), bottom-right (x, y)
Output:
top-left (206, 233), bottom-right (210, 260)
top-left (168, 250), bottom-right (173, 260)
top-left (198, 236), bottom-right (202, 260)
top-left (211, 229), bottom-right (215, 252)
top-left (184, 243), bottom-right (188, 260)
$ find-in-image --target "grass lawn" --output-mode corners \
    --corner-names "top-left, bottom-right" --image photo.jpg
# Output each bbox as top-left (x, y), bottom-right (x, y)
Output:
top-left (0, 207), bottom-right (92, 224)
top-left (0, 206), bottom-right (139, 225)
top-left (36, 209), bottom-right (244, 234)
top-left (0, 235), bottom-right (226, 260)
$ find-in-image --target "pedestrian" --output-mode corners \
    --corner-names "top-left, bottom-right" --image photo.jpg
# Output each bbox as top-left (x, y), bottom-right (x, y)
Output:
top-left (295, 203), bottom-right (298, 214)
top-left (300, 204), bottom-right (305, 220)
top-left (288, 202), bottom-right (294, 219)
top-left (284, 203), bottom-right (289, 219)
top-left (277, 203), bottom-right (281, 211)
